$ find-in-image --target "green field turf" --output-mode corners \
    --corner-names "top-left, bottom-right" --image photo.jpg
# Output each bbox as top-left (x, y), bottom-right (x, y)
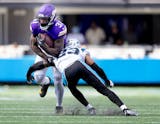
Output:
top-left (0, 85), bottom-right (160, 124)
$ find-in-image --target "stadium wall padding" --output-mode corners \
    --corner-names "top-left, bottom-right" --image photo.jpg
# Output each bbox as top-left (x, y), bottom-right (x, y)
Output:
top-left (0, 55), bottom-right (160, 84)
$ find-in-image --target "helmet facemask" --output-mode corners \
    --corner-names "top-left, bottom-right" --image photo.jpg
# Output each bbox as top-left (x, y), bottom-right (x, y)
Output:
top-left (39, 17), bottom-right (50, 27)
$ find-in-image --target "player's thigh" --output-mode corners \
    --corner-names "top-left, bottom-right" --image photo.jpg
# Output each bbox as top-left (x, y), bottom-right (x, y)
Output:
top-left (52, 67), bottom-right (62, 82)
top-left (34, 55), bottom-right (48, 77)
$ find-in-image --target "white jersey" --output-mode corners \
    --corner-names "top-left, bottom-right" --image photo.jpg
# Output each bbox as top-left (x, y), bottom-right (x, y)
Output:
top-left (54, 46), bottom-right (90, 73)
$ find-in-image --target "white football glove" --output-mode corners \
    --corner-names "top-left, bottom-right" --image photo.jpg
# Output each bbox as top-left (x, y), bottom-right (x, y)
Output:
top-left (109, 80), bottom-right (114, 88)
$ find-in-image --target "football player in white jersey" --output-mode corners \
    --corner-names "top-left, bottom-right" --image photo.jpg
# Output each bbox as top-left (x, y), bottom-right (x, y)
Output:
top-left (27, 39), bottom-right (138, 116)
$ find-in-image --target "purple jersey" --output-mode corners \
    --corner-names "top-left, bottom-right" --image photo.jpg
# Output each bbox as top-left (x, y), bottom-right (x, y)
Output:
top-left (30, 19), bottom-right (67, 45)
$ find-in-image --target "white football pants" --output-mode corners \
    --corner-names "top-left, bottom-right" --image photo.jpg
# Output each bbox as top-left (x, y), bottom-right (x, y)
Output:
top-left (34, 55), bottom-right (64, 107)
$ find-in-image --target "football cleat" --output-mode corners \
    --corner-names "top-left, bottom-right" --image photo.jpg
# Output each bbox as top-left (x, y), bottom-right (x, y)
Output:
top-left (55, 106), bottom-right (63, 114)
top-left (123, 109), bottom-right (138, 116)
top-left (88, 107), bottom-right (96, 115)
top-left (39, 83), bottom-right (50, 97)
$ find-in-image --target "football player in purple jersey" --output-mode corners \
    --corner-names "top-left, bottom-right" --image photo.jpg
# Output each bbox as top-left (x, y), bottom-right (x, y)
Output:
top-left (29, 3), bottom-right (67, 114)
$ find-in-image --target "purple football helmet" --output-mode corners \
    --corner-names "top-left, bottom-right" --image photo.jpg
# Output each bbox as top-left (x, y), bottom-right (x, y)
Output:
top-left (37, 4), bottom-right (56, 30)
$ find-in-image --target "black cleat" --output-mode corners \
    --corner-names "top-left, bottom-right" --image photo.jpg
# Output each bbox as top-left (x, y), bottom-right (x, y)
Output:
top-left (123, 109), bottom-right (138, 116)
top-left (39, 83), bottom-right (50, 97)
top-left (88, 107), bottom-right (96, 115)
top-left (55, 106), bottom-right (63, 114)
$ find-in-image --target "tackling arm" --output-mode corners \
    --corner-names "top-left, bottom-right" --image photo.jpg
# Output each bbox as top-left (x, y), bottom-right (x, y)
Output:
top-left (26, 61), bottom-right (54, 83)
top-left (85, 54), bottom-right (112, 87)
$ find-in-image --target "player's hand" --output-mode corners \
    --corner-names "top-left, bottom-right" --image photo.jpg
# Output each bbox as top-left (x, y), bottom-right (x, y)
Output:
top-left (105, 80), bottom-right (114, 88)
top-left (26, 75), bottom-right (34, 84)
top-left (109, 80), bottom-right (114, 88)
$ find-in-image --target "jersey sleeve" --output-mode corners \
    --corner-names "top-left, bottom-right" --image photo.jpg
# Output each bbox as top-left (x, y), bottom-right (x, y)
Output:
top-left (30, 19), bottom-right (40, 37)
top-left (52, 20), bottom-right (67, 40)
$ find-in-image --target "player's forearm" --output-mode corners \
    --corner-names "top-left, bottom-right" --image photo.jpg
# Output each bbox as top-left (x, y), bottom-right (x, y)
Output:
top-left (30, 36), bottom-right (48, 60)
top-left (32, 44), bottom-right (48, 60)
top-left (39, 38), bottom-right (64, 57)
top-left (26, 61), bottom-right (52, 81)
top-left (30, 61), bottom-right (51, 71)
top-left (26, 61), bottom-right (45, 81)
top-left (90, 63), bottom-right (110, 84)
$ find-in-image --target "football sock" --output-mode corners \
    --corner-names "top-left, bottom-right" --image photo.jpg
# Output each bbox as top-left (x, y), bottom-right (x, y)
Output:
top-left (55, 82), bottom-right (64, 107)
top-left (120, 104), bottom-right (128, 111)
top-left (86, 104), bottom-right (94, 110)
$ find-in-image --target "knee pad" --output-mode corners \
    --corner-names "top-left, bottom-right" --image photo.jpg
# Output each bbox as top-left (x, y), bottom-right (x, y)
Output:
top-left (53, 69), bottom-right (63, 85)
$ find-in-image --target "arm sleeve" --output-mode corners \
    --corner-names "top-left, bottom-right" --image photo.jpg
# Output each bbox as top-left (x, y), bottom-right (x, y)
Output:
top-left (90, 63), bottom-right (110, 85)
top-left (26, 61), bottom-right (54, 81)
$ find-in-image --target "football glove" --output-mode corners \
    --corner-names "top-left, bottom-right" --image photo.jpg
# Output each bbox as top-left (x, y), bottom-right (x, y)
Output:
top-left (109, 80), bottom-right (114, 88)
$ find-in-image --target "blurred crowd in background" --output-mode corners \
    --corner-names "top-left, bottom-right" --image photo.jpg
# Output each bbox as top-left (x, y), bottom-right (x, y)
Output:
top-left (0, 1), bottom-right (160, 58)
top-left (65, 14), bottom-right (152, 46)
